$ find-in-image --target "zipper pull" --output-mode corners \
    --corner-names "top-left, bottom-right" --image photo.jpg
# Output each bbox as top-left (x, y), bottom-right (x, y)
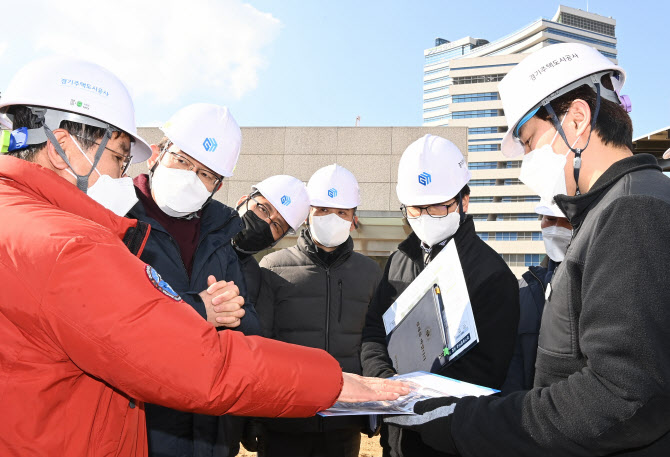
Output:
top-left (338, 280), bottom-right (343, 323)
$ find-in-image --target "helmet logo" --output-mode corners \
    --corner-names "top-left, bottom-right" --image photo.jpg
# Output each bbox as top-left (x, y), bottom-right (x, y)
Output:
top-left (203, 137), bottom-right (218, 152)
top-left (418, 172), bottom-right (431, 186)
top-left (281, 195), bottom-right (291, 206)
top-left (328, 188), bottom-right (338, 198)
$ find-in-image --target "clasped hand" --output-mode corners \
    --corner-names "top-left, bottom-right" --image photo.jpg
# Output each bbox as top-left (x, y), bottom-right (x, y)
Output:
top-left (199, 275), bottom-right (245, 328)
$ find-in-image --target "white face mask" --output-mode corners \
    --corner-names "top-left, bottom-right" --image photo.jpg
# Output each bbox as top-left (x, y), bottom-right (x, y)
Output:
top-left (309, 213), bottom-right (352, 247)
top-left (151, 164), bottom-right (212, 218)
top-left (519, 116), bottom-right (582, 203)
top-left (66, 134), bottom-right (139, 216)
top-left (408, 212), bottom-right (460, 247)
top-left (542, 225), bottom-right (572, 262)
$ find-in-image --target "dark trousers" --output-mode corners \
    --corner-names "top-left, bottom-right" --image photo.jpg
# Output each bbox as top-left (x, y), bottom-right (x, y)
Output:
top-left (259, 428), bottom-right (361, 457)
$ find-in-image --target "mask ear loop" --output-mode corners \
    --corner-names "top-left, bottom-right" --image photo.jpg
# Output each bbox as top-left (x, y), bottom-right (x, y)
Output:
top-left (42, 125), bottom-right (113, 193)
top-left (544, 81), bottom-right (602, 196)
top-left (456, 192), bottom-right (465, 224)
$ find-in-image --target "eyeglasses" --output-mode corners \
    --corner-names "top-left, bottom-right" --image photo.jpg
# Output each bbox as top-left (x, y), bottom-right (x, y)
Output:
top-left (401, 200), bottom-right (459, 219)
top-left (72, 134), bottom-right (133, 175)
top-left (247, 195), bottom-right (291, 238)
top-left (164, 149), bottom-right (222, 188)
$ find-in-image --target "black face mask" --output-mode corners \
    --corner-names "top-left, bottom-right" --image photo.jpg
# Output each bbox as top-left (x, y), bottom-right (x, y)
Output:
top-left (233, 210), bottom-right (275, 254)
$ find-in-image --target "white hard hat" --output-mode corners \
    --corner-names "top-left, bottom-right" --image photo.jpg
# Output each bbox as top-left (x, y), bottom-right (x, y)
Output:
top-left (499, 43), bottom-right (626, 158)
top-left (0, 56), bottom-right (151, 163)
top-left (253, 175), bottom-right (310, 232)
top-left (396, 134), bottom-right (471, 206)
top-left (307, 164), bottom-right (360, 209)
top-left (535, 199), bottom-right (567, 218)
top-left (161, 103), bottom-right (241, 177)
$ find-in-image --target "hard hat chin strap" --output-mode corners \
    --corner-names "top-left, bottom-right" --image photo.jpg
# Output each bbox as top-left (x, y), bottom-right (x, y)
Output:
top-left (544, 82), bottom-right (602, 196)
top-left (43, 126), bottom-right (113, 193)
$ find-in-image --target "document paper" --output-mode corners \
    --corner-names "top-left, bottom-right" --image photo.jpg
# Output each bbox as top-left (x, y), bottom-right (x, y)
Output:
top-left (382, 240), bottom-right (478, 365)
top-left (319, 371), bottom-right (498, 416)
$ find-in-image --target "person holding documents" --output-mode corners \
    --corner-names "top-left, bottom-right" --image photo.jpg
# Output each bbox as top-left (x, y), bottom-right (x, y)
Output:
top-left (385, 43), bottom-right (670, 457)
top-left (361, 134), bottom-right (519, 457)
top-left (256, 164), bottom-right (382, 457)
top-left (502, 200), bottom-right (572, 395)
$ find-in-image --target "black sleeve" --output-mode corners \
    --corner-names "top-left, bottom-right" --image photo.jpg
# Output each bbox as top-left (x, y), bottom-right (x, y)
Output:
top-left (438, 268), bottom-right (519, 389)
top-left (360, 253), bottom-right (398, 379)
top-left (450, 196), bottom-right (670, 456)
top-left (255, 262), bottom-right (277, 338)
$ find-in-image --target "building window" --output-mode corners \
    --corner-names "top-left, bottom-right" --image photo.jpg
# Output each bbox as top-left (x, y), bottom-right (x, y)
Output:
top-left (424, 114), bottom-right (452, 122)
top-left (424, 94), bottom-right (450, 103)
top-left (423, 105), bottom-right (449, 113)
top-left (495, 232), bottom-right (543, 241)
top-left (545, 28), bottom-right (616, 49)
top-left (500, 196), bottom-right (541, 202)
top-left (425, 44), bottom-right (474, 66)
top-left (470, 179), bottom-right (497, 187)
top-left (470, 196), bottom-right (495, 203)
top-left (503, 178), bottom-right (523, 185)
top-left (424, 86), bottom-right (449, 94)
top-left (453, 74), bottom-right (505, 85)
top-left (468, 144), bottom-right (501, 152)
top-left (496, 213), bottom-right (541, 221)
top-left (472, 214), bottom-right (489, 221)
top-left (558, 12), bottom-right (615, 37)
top-left (424, 66), bottom-right (449, 76)
top-left (477, 232), bottom-right (490, 240)
top-left (452, 92), bottom-right (499, 103)
top-left (468, 127), bottom-right (499, 135)
top-left (500, 254), bottom-right (544, 267)
top-left (424, 76), bottom-right (451, 86)
top-left (505, 161), bottom-right (521, 168)
top-left (468, 162), bottom-right (498, 170)
top-left (452, 109), bottom-right (501, 119)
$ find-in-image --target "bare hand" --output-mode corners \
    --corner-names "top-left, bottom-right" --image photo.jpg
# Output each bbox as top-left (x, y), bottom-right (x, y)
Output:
top-left (337, 373), bottom-right (410, 403)
top-left (200, 275), bottom-right (245, 328)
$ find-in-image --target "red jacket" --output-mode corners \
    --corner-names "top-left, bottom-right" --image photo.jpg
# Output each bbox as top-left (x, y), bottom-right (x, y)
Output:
top-left (0, 156), bottom-right (343, 456)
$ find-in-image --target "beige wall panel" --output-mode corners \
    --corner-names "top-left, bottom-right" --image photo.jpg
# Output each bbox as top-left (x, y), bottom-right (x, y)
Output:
top-left (240, 127), bottom-right (285, 155)
top-left (284, 127), bottom-right (337, 155)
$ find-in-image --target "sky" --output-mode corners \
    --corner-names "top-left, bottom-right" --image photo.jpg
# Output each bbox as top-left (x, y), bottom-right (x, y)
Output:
top-left (0, 0), bottom-right (667, 137)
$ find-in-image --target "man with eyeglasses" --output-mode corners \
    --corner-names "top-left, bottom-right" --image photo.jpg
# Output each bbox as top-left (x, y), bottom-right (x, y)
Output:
top-left (360, 134), bottom-right (519, 457)
top-left (254, 164), bottom-right (383, 457)
top-left (128, 103), bottom-right (262, 457)
top-left (232, 175), bottom-right (311, 331)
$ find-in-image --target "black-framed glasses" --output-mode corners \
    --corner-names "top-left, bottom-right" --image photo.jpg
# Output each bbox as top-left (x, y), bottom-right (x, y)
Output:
top-left (163, 149), bottom-right (222, 188)
top-left (247, 195), bottom-right (292, 238)
top-left (400, 200), bottom-right (459, 219)
top-left (72, 134), bottom-right (133, 175)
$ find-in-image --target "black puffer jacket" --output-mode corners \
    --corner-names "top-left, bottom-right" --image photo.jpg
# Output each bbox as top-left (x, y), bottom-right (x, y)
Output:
top-left (257, 229), bottom-right (382, 432)
top-left (451, 154), bottom-right (670, 456)
top-left (361, 216), bottom-right (519, 457)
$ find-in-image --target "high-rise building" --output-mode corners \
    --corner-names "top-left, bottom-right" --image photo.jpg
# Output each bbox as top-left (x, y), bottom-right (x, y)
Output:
top-left (422, 5), bottom-right (617, 276)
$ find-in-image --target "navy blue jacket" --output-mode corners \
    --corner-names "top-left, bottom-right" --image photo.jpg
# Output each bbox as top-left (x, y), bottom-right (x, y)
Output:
top-left (128, 192), bottom-right (261, 457)
top-left (501, 260), bottom-right (556, 395)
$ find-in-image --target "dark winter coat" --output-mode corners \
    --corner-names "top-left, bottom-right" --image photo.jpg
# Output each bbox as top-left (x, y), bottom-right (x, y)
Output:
top-left (451, 154), bottom-right (670, 456)
top-left (361, 215), bottom-right (519, 457)
top-left (128, 194), bottom-right (261, 457)
top-left (502, 260), bottom-right (557, 395)
top-left (257, 229), bottom-right (382, 433)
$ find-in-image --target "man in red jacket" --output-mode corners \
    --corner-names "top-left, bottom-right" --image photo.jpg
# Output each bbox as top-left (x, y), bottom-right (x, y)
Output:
top-left (0, 57), bottom-right (408, 456)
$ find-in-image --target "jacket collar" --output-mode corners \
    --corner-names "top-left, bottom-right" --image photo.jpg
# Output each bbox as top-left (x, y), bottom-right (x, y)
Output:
top-left (398, 215), bottom-right (476, 266)
top-left (0, 156), bottom-right (148, 256)
top-left (297, 227), bottom-right (354, 268)
top-left (555, 154), bottom-right (660, 231)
